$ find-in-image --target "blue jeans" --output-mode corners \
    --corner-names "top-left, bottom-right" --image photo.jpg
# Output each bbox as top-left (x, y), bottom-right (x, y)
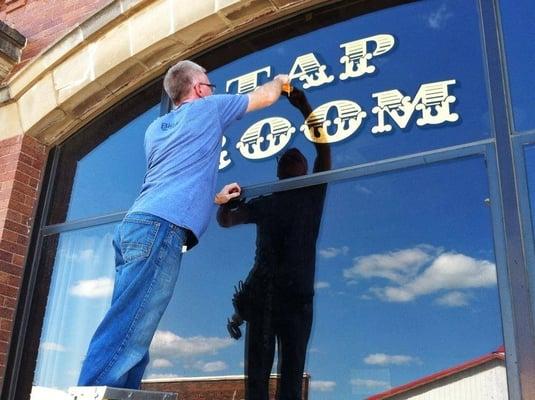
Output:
top-left (78, 213), bottom-right (187, 389)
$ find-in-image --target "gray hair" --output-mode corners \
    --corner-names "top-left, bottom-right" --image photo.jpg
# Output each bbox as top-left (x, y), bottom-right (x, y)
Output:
top-left (163, 60), bottom-right (206, 104)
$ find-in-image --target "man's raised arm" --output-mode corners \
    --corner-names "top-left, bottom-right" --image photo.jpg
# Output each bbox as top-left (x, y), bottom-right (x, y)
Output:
top-left (246, 74), bottom-right (289, 112)
top-left (285, 88), bottom-right (332, 173)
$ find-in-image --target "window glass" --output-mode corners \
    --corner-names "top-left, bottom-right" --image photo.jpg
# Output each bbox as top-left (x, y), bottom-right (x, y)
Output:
top-left (149, 156), bottom-right (506, 399)
top-left (32, 1), bottom-right (506, 398)
top-left (64, 106), bottom-right (157, 221)
top-left (47, 88), bottom-right (160, 225)
top-left (32, 224), bottom-right (117, 397)
top-left (499, 0), bottom-right (535, 132)
top-left (211, 0), bottom-right (489, 187)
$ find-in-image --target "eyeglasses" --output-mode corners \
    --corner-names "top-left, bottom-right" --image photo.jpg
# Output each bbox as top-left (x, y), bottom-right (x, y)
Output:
top-left (198, 82), bottom-right (216, 93)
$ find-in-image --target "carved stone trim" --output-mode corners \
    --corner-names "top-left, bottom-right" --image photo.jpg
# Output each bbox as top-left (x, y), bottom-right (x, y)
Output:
top-left (0, 20), bottom-right (25, 80)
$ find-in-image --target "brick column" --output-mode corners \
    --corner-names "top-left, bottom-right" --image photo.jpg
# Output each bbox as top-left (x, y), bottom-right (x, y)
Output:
top-left (0, 134), bottom-right (47, 387)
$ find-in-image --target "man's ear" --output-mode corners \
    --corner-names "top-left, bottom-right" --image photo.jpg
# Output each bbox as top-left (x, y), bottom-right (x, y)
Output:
top-left (192, 83), bottom-right (201, 98)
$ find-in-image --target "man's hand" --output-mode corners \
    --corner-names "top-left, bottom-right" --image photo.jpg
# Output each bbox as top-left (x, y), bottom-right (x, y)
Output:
top-left (215, 182), bottom-right (241, 205)
top-left (274, 74), bottom-right (290, 85)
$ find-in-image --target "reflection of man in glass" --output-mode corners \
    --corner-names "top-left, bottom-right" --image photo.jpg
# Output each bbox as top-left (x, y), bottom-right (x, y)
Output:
top-left (217, 89), bottom-right (331, 400)
top-left (78, 60), bottom-right (291, 389)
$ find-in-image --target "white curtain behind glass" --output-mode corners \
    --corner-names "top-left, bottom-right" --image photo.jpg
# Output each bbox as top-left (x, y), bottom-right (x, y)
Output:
top-left (33, 225), bottom-right (116, 391)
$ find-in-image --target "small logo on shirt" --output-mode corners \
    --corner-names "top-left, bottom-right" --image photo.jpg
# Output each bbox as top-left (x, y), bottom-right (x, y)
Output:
top-left (161, 121), bottom-right (179, 131)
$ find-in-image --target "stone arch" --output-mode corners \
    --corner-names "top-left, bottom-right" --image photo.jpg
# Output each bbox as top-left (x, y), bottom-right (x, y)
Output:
top-left (0, 0), bottom-right (328, 145)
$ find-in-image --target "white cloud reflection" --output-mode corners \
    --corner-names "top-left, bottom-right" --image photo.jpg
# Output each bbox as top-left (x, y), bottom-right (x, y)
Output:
top-left (426, 3), bottom-right (453, 30)
top-left (70, 277), bottom-right (114, 298)
top-left (319, 246), bottom-right (349, 259)
top-left (350, 378), bottom-right (390, 389)
top-left (344, 245), bottom-right (438, 284)
top-left (344, 245), bottom-right (496, 305)
top-left (364, 353), bottom-right (420, 366)
top-left (435, 291), bottom-right (472, 307)
top-left (150, 330), bottom-right (234, 358)
top-left (40, 342), bottom-right (66, 352)
top-left (193, 360), bottom-right (228, 373)
top-left (152, 358), bottom-right (173, 368)
top-left (310, 380), bottom-right (336, 392)
top-left (314, 281), bottom-right (330, 290)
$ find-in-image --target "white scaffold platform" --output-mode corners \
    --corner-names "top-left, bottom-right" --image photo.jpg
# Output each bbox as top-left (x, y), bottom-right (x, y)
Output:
top-left (68, 386), bottom-right (177, 400)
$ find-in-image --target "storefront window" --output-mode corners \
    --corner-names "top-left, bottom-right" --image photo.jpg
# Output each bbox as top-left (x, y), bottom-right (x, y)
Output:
top-left (499, 0), bottom-right (535, 133)
top-left (26, 1), bottom-right (509, 398)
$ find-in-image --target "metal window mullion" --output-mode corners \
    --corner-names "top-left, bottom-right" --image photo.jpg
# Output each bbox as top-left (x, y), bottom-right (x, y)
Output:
top-left (243, 139), bottom-right (493, 198)
top-left (42, 211), bottom-right (126, 236)
top-left (511, 136), bottom-right (535, 343)
top-left (479, 0), bottom-right (535, 398)
top-left (42, 139), bottom-right (494, 235)
top-left (485, 142), bottom-right (521, 400)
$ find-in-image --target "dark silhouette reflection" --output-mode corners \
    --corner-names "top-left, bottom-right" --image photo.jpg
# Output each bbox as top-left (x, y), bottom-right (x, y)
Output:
top-left (218, 89), bottom-right (331, 400)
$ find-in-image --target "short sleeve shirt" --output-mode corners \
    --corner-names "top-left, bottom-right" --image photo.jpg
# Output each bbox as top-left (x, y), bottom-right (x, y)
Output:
top-left (129, 94), bottom-right (248, 248)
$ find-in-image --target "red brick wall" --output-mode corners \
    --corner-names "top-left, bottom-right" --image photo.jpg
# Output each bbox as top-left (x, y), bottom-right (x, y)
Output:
top-left (0, 134), bottom-right (47, 388)
top-left (0, 0), bottom-right (114, 77)
top-left (142, 375), bottom-right (310, 400)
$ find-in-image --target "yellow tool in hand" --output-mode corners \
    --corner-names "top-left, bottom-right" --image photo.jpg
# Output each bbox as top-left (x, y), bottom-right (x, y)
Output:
top-left (282, 83), bottom-right (293, 96)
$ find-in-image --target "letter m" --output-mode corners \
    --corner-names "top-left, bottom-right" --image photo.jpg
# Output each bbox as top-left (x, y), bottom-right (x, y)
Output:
top-left (371, 79), bottom-right (459, 134)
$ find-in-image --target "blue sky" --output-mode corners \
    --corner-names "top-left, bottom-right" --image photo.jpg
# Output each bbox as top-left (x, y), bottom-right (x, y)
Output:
top-left (33, 1), bottom-right (508, 398)
top-left (499, 0), bottom-right (535, 132)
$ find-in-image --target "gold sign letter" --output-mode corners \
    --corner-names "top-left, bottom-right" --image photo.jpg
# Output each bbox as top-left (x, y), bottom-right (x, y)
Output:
top-left (226, 67), bottom-right (272, 94)
top-left (301, 100), bottom-right (367, 143)
top-left (372, 79), bottom-right (459, 134)
top-left (236, 118), bottom-right (296, 160)
top-left (339, 34), bottom-right (395, 80)
top-left (288, 53), bottom-right (334, 89)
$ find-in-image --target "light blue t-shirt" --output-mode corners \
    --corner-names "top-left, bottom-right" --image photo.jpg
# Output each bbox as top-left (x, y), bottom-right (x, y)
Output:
top-left (129, 94), bottom-right (248, 248)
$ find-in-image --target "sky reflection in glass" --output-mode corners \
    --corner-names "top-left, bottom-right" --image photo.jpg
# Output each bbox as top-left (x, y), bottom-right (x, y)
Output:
top-left (499, 0), bottom-right (535, 133)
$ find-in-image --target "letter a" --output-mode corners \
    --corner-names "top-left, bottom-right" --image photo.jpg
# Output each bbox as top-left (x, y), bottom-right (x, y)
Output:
top-left (288, 53), bottom-right (334, 89)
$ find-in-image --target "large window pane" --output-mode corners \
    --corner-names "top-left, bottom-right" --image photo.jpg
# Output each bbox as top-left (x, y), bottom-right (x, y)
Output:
top-left (211, 0), bottom-right (490, 187)
top-left (149, 155), bottom-right (506, 399)
top-left (31, 224), bottom-right (117, 398)
top-left (499, 0), bottom-right (535, 133)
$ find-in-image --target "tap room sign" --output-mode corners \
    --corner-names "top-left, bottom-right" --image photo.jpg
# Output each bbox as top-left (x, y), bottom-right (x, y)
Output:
top-left (208, 4), bottom-right (489, 179)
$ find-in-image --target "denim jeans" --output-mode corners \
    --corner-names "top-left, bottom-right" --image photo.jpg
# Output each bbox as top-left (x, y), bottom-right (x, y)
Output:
top-left (78, 212), bottom-right (187, 389)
